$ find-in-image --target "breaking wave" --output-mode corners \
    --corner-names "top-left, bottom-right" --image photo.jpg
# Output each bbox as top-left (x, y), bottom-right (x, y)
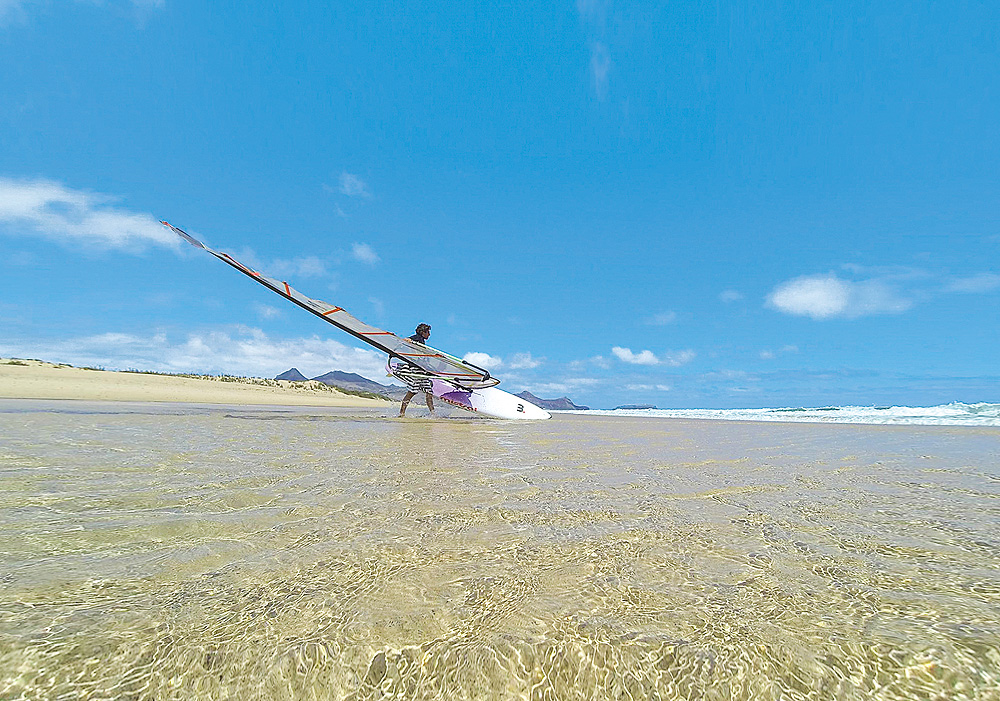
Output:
top-left (578, 402), bottom-right (1000, 426)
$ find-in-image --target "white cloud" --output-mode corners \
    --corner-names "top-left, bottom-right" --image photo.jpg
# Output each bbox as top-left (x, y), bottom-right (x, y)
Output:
top-left (508, 352), bottom-right (542, 369)
top-left (231, 248), bottom-right (331, 280)
top-left (643, 311), bottom-right (676, 326)
top-left (0, 0), bottom-right (29, 25)
top-left (662, 349), bottom-right (696, 367)
top-left (463, 351), bottom-right (503, 370)
top-left (368, 296), bottom-right (384, 316)
top-left (0, 0), bottom-right (165, 27)
top-left (612, 346), bottom-right (696, 367)
top-left (253, 303), bottom-right (282, 320)
top-left (530, 377), bottom-right (601, 396)
top-left (577, 0), bottom-right (611, 98)
top-left (767, 275), bottom-right (848, 319)
top-left (767, 265), bottom-right (1000, 320)
top-left (351, 242), bottom-right (380, 265)
top-left (612, 347), bottom-right (659, 365)
top-left (338, 172), bottom-right (370, 198)
top-left (588, 42), bottom-right (611, 97)
top-left (0, 178), bottom-right (178, 250)
top-left (720, 290), bottom-right (744, 303)
top-left (760, 345), bottom-right (798, 360)
top-left (1, 0), bottom-right (164, 27)
top-left (0, 326), bottom-right (389, 381)
top-left (767, 273), bottom-right (911, 319)
top-left (530, 383), bottom-right (570, 396)
top-left (626, 383), bottom-right (671, 392)
top-left (947, 273), bottom-right (1000, 294)
top-left (270, 255), bottom-right (328, 278)
top-left (701, 369), bottom-right (755, 381)
top-left (570, 355), bottom-right (611, 370)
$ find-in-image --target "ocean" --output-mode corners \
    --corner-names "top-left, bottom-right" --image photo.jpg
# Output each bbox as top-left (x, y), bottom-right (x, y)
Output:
top-left (1, 399), bottom-right (998, 700)
top-left (576, 401), bottom-right (1000, 427)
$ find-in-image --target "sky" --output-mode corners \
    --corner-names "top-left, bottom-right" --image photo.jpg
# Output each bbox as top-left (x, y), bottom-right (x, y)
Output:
top-left (1, 1), bottom-right (998, 409)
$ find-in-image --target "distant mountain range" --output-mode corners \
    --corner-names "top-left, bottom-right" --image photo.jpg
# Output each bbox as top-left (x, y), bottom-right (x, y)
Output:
top-left (515, 391), bottom-right (589, 411)
top-left (311, 370), bottom-right (411, 400)
top-left (275, 367), bottom-right (408, 400)
top-left (275, 368), bottom-right (588, 409)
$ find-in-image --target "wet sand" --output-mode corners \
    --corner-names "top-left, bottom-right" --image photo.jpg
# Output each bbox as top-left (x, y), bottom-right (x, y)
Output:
top-left (1, 400), bottom-right (998, 700)
top-left (0, 359), bottom-right (388, 407)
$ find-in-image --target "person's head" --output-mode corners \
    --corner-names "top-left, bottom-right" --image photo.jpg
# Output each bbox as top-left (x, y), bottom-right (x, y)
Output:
top-left (415, 323), bottom-right (431, 339)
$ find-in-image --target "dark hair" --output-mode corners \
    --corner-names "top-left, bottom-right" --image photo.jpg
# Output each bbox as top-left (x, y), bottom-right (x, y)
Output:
top-left (415, 323), bottom-right (431, 336)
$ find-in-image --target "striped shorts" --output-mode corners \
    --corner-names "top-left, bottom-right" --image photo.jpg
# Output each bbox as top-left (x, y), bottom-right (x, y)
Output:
top-left (393, 367), bottom-right (434, 394)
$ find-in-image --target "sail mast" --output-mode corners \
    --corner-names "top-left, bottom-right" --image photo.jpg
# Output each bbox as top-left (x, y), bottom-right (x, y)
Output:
top-left (163, 221), bottom-right (498, 388)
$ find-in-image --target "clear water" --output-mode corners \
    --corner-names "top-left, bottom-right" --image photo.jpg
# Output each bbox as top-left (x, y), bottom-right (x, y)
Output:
top-left (1, 400), bottom-right (998, 700)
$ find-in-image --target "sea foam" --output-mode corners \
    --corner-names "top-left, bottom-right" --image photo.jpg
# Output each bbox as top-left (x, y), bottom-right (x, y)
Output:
top-left (573, 402), bottom-right (1000, 426)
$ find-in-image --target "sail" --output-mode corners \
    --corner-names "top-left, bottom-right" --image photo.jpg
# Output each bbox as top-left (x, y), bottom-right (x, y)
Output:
top-left (162, 221), bottom-right (500, 389)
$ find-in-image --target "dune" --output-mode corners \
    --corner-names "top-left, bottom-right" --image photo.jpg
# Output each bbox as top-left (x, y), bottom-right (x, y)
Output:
top-left (0, 358), bottom-right (389, 407)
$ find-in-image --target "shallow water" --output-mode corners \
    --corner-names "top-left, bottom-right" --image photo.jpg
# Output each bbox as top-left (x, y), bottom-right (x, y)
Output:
top-left (1, 400), bottom-right (999, 700)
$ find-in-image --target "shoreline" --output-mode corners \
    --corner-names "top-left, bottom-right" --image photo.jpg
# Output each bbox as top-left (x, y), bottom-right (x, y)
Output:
top-left (4, 398), bottom-right (996, 436)
top-left (4, 357), bottom-right (995, 428)
top-left (0, 358), bottom-right (390, 408)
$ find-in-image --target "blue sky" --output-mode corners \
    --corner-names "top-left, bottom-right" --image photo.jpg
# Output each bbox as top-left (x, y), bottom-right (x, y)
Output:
top-left (1, 1), bottom-right (997, 409)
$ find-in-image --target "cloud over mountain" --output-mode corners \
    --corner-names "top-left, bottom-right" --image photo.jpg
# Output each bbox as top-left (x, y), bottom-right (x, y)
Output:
top-left (0, 326), bottom-right (389, 380)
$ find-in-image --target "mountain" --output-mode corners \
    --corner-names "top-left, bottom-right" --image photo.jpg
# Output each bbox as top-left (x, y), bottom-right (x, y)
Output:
top-left (275, 367), bottom-right (308, 382)
top-left (309, 370), bottom-right (409, 400)
top-left (516, 391), bottom-right (589, 411)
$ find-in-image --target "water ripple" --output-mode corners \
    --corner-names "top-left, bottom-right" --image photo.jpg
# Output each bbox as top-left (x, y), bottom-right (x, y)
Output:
top-left (1, 401), bottom-right (998, 699)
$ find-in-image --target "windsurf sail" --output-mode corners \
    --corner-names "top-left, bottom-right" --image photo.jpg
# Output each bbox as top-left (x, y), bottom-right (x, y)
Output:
top-left (162, 221), bottom-right (499, 389)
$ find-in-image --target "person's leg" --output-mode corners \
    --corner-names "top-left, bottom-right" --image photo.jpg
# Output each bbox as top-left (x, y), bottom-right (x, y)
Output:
top-left (425, 392), bottom-right (435, 415)
top-left (399, 391), bottom-right (416, 416)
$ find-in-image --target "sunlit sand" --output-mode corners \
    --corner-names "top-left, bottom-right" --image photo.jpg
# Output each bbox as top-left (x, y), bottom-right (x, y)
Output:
top-left (0, 358), bottom-right (388, 407)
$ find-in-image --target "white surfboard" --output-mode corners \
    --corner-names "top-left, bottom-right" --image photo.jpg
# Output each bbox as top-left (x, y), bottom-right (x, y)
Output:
top-left (429, 378), bottom-right (551, 420)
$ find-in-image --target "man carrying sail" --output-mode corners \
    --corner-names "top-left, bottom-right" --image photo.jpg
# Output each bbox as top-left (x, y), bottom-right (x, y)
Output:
top-left (162, 220), bottom-right (546, 418)
top-left (397, 323), bottom-right (435, 417)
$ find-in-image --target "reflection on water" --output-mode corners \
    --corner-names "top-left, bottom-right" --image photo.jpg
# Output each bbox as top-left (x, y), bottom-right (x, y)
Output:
top-left (1, 400), bottom-right (998, 700)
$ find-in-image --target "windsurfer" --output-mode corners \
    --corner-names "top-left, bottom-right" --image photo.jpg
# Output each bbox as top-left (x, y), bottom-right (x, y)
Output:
top-left (398, 323), bottom-right (435, 416)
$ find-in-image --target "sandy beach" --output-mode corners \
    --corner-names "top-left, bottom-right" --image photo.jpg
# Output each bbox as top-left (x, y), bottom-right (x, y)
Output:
top-left (0, 358), bottom-right (389, 407)
top-left (1, 398), bottom-right (998, 700)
